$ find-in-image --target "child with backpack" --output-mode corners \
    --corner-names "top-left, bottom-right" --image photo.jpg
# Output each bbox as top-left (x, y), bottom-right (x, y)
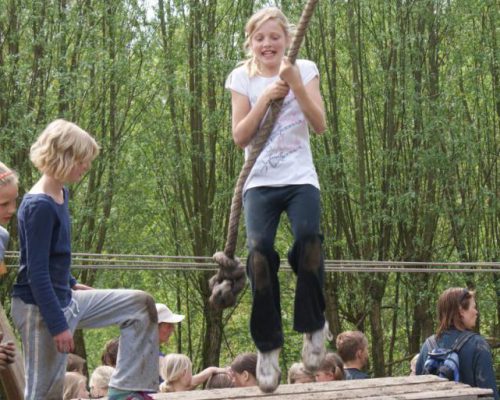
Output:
top-left (416, 287), bottom-right (498, 399)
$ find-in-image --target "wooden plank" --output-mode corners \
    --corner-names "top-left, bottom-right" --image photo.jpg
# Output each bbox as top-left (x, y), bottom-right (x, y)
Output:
top-left (149, 376), bottom-right (494, 400)
top-left (0, 302), bottom-right (24, 400)
top-left (380, 387), bottom-right (494, 400)
top-left (150, 375), bottom-right (445, 399)
top-left (205, 382), bottom-right (466, 400)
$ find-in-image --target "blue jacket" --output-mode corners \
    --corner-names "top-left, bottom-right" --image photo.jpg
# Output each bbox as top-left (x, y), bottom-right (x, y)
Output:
top-left (416, 328), bottom-right (498, 399)
top-left (0, 225), bottom-right (9, 261)
top-left (12, 188), bottom-right (76, 336)
top-left (345, 368), bottom-right (370, 380)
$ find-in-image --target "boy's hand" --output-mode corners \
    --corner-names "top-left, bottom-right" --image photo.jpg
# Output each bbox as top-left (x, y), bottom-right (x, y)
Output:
top-left (73, 283), bottom-right (93, 290)
top-left (0, 349), bottom-right (9, 370)
top-left (53, 329), bottom-right (74, 353)
top-left (0, 332), bottom-right (16, 370)
top-left (0, 341), bottom-right (16, 369)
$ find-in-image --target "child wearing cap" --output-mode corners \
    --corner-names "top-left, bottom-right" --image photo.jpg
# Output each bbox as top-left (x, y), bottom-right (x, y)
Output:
top-left (156, 303), bottom-right (185, 383)
top-left (156, 303), bottom-right (185, 346)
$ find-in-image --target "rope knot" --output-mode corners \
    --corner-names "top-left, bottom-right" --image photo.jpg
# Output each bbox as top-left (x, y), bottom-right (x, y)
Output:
top-left (209, 251), bottom-right (247, 309)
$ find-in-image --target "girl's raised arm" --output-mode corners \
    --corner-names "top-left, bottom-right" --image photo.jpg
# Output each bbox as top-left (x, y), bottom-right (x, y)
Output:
top-left (230, 80), bottom-right (290, 148)
top-left (279, 59), bottom-right (326, 134)
top-left (190, 366), bottom-right (227, 389)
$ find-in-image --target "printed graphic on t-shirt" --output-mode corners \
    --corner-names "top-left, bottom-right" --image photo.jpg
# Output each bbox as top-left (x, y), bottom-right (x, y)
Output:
top-left (256, 103), bottom-right (305, 175)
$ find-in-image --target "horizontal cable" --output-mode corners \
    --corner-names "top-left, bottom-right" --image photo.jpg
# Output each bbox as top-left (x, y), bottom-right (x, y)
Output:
top-left (4, 251), bottom-right (500, 273)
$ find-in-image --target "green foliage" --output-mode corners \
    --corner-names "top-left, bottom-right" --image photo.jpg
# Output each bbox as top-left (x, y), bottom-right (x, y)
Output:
top-left (0, 0), bottom-right (498, 382)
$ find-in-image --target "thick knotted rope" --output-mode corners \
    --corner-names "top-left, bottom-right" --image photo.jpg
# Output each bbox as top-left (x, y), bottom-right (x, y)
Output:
top-left (210, 0), bottom-right (320, 309)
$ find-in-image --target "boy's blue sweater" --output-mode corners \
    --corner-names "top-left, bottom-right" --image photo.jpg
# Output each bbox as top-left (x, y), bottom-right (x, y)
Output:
top-left (12, 188), bottom-right (76, 336)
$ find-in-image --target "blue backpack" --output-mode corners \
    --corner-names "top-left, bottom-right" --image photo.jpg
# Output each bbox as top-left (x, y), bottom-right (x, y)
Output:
top-left (422, 331), bottom-right (476, 382)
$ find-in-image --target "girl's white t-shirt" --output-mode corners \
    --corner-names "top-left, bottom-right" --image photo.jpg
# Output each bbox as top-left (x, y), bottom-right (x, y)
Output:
top-left (225, 59), bottom-right (321, 193)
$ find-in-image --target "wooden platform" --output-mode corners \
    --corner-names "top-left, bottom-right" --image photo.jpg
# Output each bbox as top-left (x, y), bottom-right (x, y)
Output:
top-left (150, 375), bottom-right (495, 400)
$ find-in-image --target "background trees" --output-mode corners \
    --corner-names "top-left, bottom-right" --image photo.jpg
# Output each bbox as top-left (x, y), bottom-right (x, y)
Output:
top-left (0, 0), bottom-right (498, 385)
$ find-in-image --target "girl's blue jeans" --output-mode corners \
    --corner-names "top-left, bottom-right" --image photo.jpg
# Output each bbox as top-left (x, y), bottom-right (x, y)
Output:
top-left (243, 184), bottom-right (326, 352)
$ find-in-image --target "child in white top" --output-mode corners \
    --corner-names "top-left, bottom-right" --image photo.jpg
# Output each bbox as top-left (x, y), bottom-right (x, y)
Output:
top-left (225, 6), bottom-right (327, 393)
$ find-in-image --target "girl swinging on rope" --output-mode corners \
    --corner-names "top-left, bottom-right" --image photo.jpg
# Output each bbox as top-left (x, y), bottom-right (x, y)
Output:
top-left (225, 6), bottom-right (327, 393)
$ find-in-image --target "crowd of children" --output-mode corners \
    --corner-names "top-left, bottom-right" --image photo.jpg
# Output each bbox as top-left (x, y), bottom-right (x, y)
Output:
top-left (56, 329), bottom-right (369, 399)
top-left (0, 4), bottom-right (498, 400)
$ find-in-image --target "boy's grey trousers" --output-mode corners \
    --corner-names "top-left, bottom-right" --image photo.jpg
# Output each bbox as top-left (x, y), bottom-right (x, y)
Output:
top-left (12, 289), bottom-right (159, 400)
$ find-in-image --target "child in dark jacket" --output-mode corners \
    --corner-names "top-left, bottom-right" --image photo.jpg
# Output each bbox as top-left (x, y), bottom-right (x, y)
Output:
top-left (416, 288), bottom-right (498, 400)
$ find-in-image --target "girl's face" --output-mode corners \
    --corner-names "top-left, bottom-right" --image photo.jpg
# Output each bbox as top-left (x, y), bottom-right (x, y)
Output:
top-left (0, 182), bottom-right (18, 225)
top-left (180, 366), bottom-right (192, 388)
top-left (231, 370), bottom-right (256, 387)
top-left (77, 380), bottom-right (90, 398)
top-left (66, 159), bottom-right (91, 183)
top-left (250, 19), bottom-right (288, 74)
top-left (460, 297), bottom-right (478, 330)
top-left (230, 370), bottom-right (243, 387)
top-left (90, 384), bottom-right (107, 398)
top-left (315, 370), bottom-right (334, 382)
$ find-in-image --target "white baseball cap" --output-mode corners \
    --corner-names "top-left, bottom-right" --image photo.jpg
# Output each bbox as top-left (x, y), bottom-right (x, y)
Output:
top-left (156, 303), bottom-right (185, 324)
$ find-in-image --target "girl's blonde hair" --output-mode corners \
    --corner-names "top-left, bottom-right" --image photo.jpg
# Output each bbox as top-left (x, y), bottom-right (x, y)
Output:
top-left (89, 365), bottom-right (114, 392)
top-left (63, 372), bottom-right (87, 400)
top-left (159, 353), bottom-right (192, 393)
top-left (287, 362), bottom-right (315, 384)
top-left (243, 7), bottom-right (294, 77)
top-left (30, 119), bottom-right (99, 181)
top-left (0, 161), bottom-right (18, 187)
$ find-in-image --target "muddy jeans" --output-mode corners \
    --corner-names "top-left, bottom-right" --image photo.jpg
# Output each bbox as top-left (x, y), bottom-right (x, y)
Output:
top-left (12, 289), bottom-right (159, 400)
top-left (243, 184), bottom-right (326, 352)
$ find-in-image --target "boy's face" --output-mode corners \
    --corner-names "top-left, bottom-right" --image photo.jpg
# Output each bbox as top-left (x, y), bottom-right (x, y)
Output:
top-left (0, 183), bottom-right (18, 225)
top-left (358, 345), bottom-right (369, 367)
top-left (158, 322), bottom-right (176, 344)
